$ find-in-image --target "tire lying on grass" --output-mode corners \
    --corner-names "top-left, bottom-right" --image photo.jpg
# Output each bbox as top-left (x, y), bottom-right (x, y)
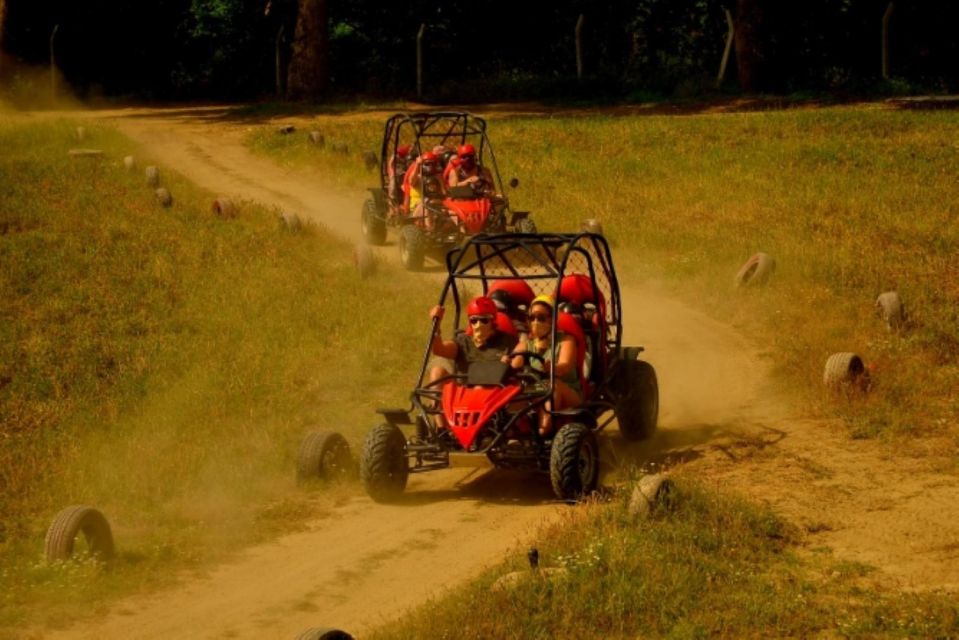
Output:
top-left (296, 431), bottom-right (353, 485)
top-left (294, 628), bottom-right (354, 640)
top-left (734, 252), bottom-right (776, 287)
top-left (123, 155), bottom-right (136, 171)
top-left (279, 211), bottom-right (302, 232)
top-left (875, 291), bottom-right (904, 331)
top-left (211, 197), bottom-right (236, 218)
top-left (145, 166), bottom-right (160, 187)
top-left (823, 352), bottom-right (870, 392)
top-left (155, 187), bottom-right (173, 208)
top-left (362, 151), bottom-right (378, 171)
top-left (628, 473), bottom-right (676, 518)
top-left (309, 131), bottom-right (325, 146)
top-left (515, 217), bottom-right (537, 234)
top-left (45, 505), bottom-right (115, 563)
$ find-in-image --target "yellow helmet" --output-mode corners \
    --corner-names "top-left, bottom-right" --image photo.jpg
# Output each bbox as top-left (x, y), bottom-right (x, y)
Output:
top-left (530, 294), bottom-right (555, 311)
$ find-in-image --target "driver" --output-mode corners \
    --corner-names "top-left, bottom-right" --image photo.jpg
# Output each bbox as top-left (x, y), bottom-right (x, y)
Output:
top-left (428, 296), bottom-right (518, 384)
top-left (447, 143), bottom-right (495, 192)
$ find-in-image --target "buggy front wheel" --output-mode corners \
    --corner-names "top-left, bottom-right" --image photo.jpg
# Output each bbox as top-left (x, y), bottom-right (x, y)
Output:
top-left (360, 424), bottom-right (409, 502)
top-left (549, 423), bottom-right (599, 501)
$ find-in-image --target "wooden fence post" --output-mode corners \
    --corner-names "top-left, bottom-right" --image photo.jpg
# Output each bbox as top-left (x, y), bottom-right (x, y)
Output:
top-left (716, 8), bottom-right (735, 88)
top-left (881, 2), bottom-right (894, 79)
top-left (49, 24), bottom-right (59, 100)
top-left (416, 23), bottom-right (425, 98)
top-left (575, 14), bottom-right (584, 80)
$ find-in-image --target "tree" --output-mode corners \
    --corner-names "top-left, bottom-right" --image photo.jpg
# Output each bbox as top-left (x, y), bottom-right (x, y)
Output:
top-left (734, 0), bottom-right (767, 91)
top-left (286, 0), bottom-right (328, 99)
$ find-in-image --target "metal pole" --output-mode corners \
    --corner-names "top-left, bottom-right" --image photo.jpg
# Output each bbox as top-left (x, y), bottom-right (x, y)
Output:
top-left (882, 2), bottom-right (894, 79)
top-left (416, 23), bottom-right (425, 99)
top-left (716, 9), bottom-right (735, 88)
top-left (275, 25), bottom-right (285, 99)
top-left (575, 14), bottom-right (584, 80)
top-left (49, 24), bottom-right (59, 101)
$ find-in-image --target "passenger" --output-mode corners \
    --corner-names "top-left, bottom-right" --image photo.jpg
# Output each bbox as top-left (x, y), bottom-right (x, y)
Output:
top-left (448, 143), bottom-right (495, 192)
top-left (510, 294), bottom-right (582, 436)
top-left (403, 151), bottom-right (446, 228)
top-left (387, 144), bottom-right (413, 206)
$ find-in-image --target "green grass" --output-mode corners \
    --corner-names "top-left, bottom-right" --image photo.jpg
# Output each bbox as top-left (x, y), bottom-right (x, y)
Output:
top-left (0, 118), bottom-right (434, 630)
top-left (368, 476), bottom-right (959, 639)
top-left (247, 106), bottom-right (959, 444)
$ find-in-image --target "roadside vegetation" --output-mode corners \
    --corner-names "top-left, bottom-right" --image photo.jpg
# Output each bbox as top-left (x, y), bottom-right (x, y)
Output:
top-left (249, 105), bottom-right (959, 446)
top-left (369, 474), bottom-right (959, 639)
top-left (0, 118), bottom-right (434, 631)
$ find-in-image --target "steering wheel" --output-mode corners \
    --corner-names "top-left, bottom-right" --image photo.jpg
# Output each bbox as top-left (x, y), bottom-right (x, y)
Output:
top-left (508, 351), bottom-right (548, 386)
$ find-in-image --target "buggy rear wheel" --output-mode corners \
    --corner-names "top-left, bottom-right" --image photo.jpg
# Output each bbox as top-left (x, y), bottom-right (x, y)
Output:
top-left (613, 359), bottom-right (658, 441)
top-left (360, 424), bottom-right (409, 502)
top-left (398, 225), bottom-right (426, 271)
top-left (549, 423), bottom-right (599, 500)
top-left (361, 198), bottom-right (386, 245)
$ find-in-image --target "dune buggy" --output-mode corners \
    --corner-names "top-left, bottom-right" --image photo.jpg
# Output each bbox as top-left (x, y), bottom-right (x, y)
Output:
top-left (359, 232), bottom-right (658, 502)
top-left (360, 112), bottom-right (536, 270)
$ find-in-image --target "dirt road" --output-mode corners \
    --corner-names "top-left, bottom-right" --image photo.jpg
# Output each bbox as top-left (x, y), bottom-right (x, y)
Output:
top-left (43, 106), bottom-right (959, 639)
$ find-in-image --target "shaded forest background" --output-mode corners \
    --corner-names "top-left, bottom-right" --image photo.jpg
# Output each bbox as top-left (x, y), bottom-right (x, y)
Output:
top-left (0, 0), bottom-right (956, 103)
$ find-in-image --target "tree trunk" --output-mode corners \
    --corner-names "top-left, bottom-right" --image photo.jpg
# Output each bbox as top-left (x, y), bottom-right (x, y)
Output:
top-left (734, 0), bottom-right (766, 92)
top-left (286, 0), bottom-right (329, 100)
top-left (0, 0), bottom-right (8, 79)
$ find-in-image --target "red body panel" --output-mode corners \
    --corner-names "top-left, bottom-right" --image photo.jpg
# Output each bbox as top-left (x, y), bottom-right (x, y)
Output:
top-left (443, 197), bottom-right (492, 234)
top-left (442, 382), bottom-right (521, 449)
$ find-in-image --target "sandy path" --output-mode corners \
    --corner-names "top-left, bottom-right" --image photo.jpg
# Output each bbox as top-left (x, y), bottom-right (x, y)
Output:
top-left (39, 106), bottom-right (959, 639)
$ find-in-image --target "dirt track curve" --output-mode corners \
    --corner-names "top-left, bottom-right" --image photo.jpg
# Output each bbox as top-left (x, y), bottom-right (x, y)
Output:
top-left (37, 106), bottom-right (959, 639)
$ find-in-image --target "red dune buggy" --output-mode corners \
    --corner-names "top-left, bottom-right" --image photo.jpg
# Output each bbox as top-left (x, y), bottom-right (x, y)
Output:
top-left (360, 112), bottom-right (536, 270)
top-left (359, 232), bottom-right (658, 502)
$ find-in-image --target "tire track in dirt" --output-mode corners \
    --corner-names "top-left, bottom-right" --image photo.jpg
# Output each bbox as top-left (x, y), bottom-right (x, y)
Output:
top-left (39, 105), bottom-right (959, 639)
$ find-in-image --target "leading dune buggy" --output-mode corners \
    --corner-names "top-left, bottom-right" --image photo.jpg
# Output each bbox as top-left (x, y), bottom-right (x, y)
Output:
top-left (359, 232), bottom-right (659, 502)
top-left (360, 112), bottom-right (536, 270)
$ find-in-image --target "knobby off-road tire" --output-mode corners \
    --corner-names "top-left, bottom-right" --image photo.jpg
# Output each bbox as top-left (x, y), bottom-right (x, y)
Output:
top-left (294, 627), bottom-right (354, 640)
top-left (734, 252), bottom-right (776, 287)
top-left (360, 424), bottom-right (409, 502)
top-left (398, 225), bottom-right (426, 271)
top-left (515, 217), bottom-right (537, 234)
top-left (296, 431), bottom-right (353, 485)
top-left (613, 359), bottom-right (659, 441)
top-left (875, 291), bottom-right (904, 331)
top-left (550, 423), bottom-right (600, 501)
top-left (45, 505), bottom-right (116, 562)
top-left (361, 198), bottom-right (386, 245)
top-left (823, 352), bottom-right (867, 389)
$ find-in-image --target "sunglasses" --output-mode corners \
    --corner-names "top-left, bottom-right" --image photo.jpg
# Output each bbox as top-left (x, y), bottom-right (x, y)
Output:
top-left (528, 313), bottom-right (552, 323)
top-left (469, 315), bottom-right (493, 325)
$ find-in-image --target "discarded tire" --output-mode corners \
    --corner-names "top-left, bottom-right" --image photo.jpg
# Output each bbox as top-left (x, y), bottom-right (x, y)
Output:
top-left (875, 291), bottom-right (904, 331)
top-left (331, 142), bottom-right (350, 155)
top-left (211, 197), bottom-right (236, 218)
top-left (278, 125), bottom-right (296, 135)
top-left (515, 217), bottom-right (537, 234)
top-left (353, 245), bottom-right (376, 279)
top-left (309, 131), bottom-right (325, 146)
top-left (362, 151), bottom-right (378, 171)
top-left (280, 211), bottom-right (302, 231)
top-left (823, 352), bottom-right (869, 391)
top-left (581, 218), bottom-right (604, 235)
top-left (123, 156), bottom-right (136, 171)
top-left (45, 505), bottom-right (115, 562)
top-left (734, 252), bottom-right (776, 287)
top-left (155, 188), bottom-right (173, 208)
top-left (294, 628), bottom-right (354, 640)
top-left (67, 149), bottom-right (103, 158)
top-left (145, 166), bottom-right (160, 187)
top-left (628, 474), bottom-right (676, 518)
top-left (296, 431), bottom-right (353, 484)
top-left (76, 126), bottom-right (87, 141)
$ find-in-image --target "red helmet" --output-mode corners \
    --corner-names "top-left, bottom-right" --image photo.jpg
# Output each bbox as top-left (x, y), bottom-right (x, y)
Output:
top-left (466, 296), bottom-right (497, 318)
top-left (396, 144), bottom-right (411, 158)
top-left (420, 151), bottom-right (440, 174)
top-left (488, 279), bottom-right (535, 307)
top-left (457, 143), bottom-right (476, 158)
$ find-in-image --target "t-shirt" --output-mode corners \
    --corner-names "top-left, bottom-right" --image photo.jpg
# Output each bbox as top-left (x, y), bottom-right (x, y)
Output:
top-left (453, 331), bottom-right (518, 374)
